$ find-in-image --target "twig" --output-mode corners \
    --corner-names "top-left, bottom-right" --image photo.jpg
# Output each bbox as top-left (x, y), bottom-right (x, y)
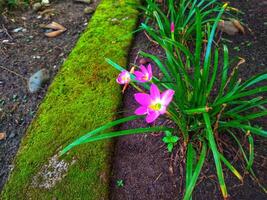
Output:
top-left (0, 65), bottom-right (27, 81)
top-left (1, 24), bottom-right (13, 40)
top-left (144, 31), bottom-right (159, 46)
top-left (153, 172), bottom-right (163, 183)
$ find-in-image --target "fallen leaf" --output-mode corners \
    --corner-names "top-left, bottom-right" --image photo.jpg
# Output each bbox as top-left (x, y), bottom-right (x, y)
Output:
top-left (0, 132), bottom-right (6, 140)
top-left (42, 21), bottom-right (66, 31)
top-left (218, 20), bottom-right (239, 36)
top-left (45, 29), bottom-right (65, 38)
top-left (232, 19), bottom-right (245, 34)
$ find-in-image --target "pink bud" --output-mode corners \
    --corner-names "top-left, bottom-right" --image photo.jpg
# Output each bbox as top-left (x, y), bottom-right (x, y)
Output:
top-left (171, 22), bottom-right (175, 33)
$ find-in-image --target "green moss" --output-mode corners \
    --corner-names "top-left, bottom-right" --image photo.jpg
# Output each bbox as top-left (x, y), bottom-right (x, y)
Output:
top-left (1, 0), bottom-right (139, 199)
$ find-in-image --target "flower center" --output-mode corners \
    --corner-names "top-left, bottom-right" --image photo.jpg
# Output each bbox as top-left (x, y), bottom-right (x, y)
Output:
top-left (142, 74), bottom-right (149, 81)
top-left (149, 103), bottom-right (162, 111)
top-left (122, 74), bottom-right (130, 82)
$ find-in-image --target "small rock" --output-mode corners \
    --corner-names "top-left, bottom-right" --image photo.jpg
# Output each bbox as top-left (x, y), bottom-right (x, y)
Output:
top-left (33, 2), bottom-right (42, 12)
top-left (83, 7), bottom-right (94, 14)
top-left (42, 0), bottom-right (50, 5)
top-left (8, 132), bottom-right (16, 139)
top-left (12, 27), bottom-right (23, 33)
top-left (0, 80), bottom-right (4, 87)
top-left (74, 0), bottom-right (92, 4)
top-left (28, 69), bottom-right (50, 93)
top-left (0, 132), bottom-right (6, 140)
top-left (110, 18), bottom-right (120, 25)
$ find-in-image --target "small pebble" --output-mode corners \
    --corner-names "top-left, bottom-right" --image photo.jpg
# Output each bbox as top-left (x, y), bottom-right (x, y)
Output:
top-left (8, 132), bottom-right (16, 139)
top-left (28, 69), bottom-right (50, 93)
top-left (74, 0), bottom-right (92, 4)
top-left (0, 80), bottom-right (4, 87)
top-left (12, 27), bottom-right (23, 33)
top-left (83, 7), bottom-right (95, 14)
top-left (42, 0), bottom-right (50, 5)
top-left (33, 2), bottom-right (42, 12)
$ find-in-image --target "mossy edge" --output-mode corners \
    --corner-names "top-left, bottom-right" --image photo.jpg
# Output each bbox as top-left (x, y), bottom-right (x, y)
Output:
top-left (1, 0), bottom-right (139, 199)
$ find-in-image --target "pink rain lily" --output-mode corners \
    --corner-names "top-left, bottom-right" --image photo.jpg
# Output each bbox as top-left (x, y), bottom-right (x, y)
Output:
top-left (134, 64), bottom-right (153, 83)
top-left (134, 84), bottom-right (175, 123)
top-left (116, 70), bottom-right (131, 85)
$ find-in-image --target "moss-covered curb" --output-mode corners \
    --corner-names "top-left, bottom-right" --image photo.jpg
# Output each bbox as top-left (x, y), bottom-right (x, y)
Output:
top-left (1, 0), bottom-right (139, 199)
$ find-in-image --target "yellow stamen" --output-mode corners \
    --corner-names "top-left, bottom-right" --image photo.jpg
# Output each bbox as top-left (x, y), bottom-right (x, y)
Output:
top-left (149, 103), bottom-right (162, 111)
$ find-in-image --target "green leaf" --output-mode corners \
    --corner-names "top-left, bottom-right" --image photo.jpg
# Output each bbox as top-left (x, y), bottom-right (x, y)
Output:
top-left (220, 153), bottom-right (243, 182)
top-left (185, 143), bottom-right (196, 200)
top-left (183, 142), bottom-right (207, 200)
top-left (220, 121), bottom-right (267, 137)
top-left (167, 143), bottom-right (174, 152)
top-left (203, 113), bottom-right (228, 199)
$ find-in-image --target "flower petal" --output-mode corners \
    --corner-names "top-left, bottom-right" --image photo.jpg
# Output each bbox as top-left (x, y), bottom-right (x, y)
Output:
top-left (147, 64), bottom-right (153, 78)
top-left (161, 89), bottom-right (175, 105)
top-left (134, 93), bottom-right (151, 106)
top-left (133, 71), bottom-right (145, 81)
top-left (146, 111), bottom-right (160, 123)
top-left (140, 65), bottom-right (148, 74)
top-left (159, 105), bottom-right (167, 114)
top-left (134, 106), bottom-right (148, 115)
top-left (150, 84), bottom-right (160, 100)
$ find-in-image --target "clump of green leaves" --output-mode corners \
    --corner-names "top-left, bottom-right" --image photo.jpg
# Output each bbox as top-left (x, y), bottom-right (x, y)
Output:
top-left (61, 2), bottom-right (267, 200)
top-left (135, 0), bottom-right (239, 45)
top-left (162, 131), bottom-right (179, 152)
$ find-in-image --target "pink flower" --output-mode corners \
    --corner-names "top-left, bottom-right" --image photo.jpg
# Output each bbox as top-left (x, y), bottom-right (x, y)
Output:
top-left (133, 64), bottom-right (153, 83)
top-left (134, 84), bottom-right (175, 123)
top-left (171, 22), bottom-right (175, 33)
top-left (116, 70), bottom-right (131, 85)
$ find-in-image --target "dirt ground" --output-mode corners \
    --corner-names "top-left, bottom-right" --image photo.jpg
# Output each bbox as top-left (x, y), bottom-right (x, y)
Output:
top-left (110, 0), bottom-right (267, 199)
top-left (0, 0), bottom-right (99, 191)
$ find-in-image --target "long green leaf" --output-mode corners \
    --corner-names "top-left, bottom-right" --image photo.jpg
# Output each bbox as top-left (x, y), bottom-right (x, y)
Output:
top-left (183, 142), bottom-right (207, 200)
top-left (60, 115), bottom-right (141, 155)
top-left (203, 113), bottom-right (228, 198)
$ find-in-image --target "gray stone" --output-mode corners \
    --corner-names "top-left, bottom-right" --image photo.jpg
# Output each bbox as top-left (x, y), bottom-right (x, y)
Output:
top-left (84, 7), bottom-right (94, 14)
top-left (32, 2), bottom-right (42, 12)
top-left (41, 0), bottom-right (50, 5)
top-left (28, 69), bottom-right (49, 93)
top-left (74, 0), bottom-right (92, 4)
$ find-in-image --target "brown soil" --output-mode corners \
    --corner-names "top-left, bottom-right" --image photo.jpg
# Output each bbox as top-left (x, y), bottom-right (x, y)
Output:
top-left (110, 0), bottom-right (267, 200)
top-left (0, 0), bottom-right (99, 191)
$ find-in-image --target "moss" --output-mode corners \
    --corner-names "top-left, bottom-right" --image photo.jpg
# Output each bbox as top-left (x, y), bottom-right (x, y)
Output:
top-left (1, 0), bottom-right (139, 199)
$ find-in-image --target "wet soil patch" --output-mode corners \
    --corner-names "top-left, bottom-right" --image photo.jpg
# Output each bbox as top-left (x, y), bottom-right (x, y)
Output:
top-left (110, 0), bottom-right (267, 199)
top-left (0, 0), bottom-right (99, 191)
